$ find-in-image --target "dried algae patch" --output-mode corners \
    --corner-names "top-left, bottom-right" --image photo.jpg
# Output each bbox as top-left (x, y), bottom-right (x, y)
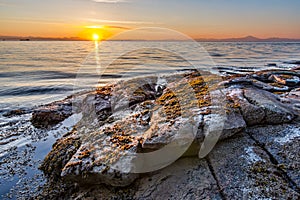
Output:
top-left (96, 84), bottom-right (114, 97)
top-left (156, 89), bottom-right (182, 121)
top-left (156, 71), bottom-right (222, 120)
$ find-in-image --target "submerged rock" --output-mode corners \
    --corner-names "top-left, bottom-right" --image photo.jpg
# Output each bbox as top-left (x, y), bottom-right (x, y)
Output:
top-left (38, 69), bottom-right (300, 199)
top-left (31, 99), bottom-right (73, 128)
top-left (31, 91), bottom-right (90, 128)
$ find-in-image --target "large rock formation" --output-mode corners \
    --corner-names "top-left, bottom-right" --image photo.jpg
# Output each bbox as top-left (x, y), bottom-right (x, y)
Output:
top-left (35, 68), bottom-right (300, 199)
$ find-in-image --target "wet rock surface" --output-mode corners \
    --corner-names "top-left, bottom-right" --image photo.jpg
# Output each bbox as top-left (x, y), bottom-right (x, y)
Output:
top-left (30, 91), bottom-right (89, 128)
top-left (0, 111), bottom-right (80, 199)
top-left (31, 98), bottom-right (73, 128)
top-left (35, 68), bottom-right (300, 199)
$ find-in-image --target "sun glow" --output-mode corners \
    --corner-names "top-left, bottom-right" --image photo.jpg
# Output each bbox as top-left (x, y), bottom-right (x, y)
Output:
top-left (79, 25), bottom-right (116, 41)
top-left (93, 33), bottom-right (100, 41)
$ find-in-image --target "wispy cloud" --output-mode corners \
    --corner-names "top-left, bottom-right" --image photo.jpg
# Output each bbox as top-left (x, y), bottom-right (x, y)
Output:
top-left (85, 18), bottom-right (160, 25)
top-left (0, 17), bottom-right (74, 26)
top-left (0, 1), bottom-right (16, 7)
top-left (85, 25), bottom-right (130, 30)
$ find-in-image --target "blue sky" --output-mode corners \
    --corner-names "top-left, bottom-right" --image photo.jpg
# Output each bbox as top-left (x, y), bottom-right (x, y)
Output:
top-left (0, 0), bottom-right (299, 39)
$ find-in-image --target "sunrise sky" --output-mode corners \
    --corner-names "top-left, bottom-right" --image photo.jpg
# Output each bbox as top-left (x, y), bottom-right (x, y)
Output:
top-left (1, 0), bottom-right (300, 40)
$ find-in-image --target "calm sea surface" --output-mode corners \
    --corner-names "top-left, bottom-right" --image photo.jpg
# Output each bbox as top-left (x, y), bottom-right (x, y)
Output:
top-left (0, 41), bottom-right (299, 112)
top-left (0, 41), bottom-right (299, 198)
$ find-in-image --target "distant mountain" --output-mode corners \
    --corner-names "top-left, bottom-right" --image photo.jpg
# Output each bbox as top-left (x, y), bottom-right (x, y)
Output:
top-left (0, 35), bottom-right (300, 42)
top-left (195, 35), bottom-right (300, 42)
top-left (223, 36), bottom-right (261, 42)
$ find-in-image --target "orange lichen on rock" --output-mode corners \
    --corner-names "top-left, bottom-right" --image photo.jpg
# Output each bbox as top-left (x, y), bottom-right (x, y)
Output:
top-left (96, 84), bottom-right (114, 96)
top-left (156, 89), bottom-right (182, 120)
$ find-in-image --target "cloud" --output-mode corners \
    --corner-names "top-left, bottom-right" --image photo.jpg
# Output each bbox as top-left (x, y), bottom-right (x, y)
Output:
top-left (86, 25), bottom-right (130, 30)
top-left (0, 17), bottom-right (72, 26)
top-left (85, 18), bottom-right (160, 25)
top-left (0, 1), bottom-right (16, 7)
top-left (107, 25), bottom-right (130, 29)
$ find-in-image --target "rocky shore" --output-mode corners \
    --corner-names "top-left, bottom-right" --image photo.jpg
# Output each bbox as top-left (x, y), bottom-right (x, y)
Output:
top-left (32, 68), bottom-right (300, 199)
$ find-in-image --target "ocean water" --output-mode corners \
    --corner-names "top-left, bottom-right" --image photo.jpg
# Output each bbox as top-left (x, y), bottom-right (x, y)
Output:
top-left (0, 41), bottom-right (299, 113)
top-left (0, 41), bottom-right (299, 198)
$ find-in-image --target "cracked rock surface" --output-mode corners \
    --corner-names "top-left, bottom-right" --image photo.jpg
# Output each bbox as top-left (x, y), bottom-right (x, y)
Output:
top-left (35, 68), bottom-right (300, 199)
top-left (208, 132), bottom-right (299, 199)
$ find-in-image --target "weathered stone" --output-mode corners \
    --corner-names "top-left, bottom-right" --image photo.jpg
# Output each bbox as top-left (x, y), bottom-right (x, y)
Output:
top-left (111, 76), bottom-right (159, 110)
top-left (38, 69), bottom-right (300, 199)
top-left (39, 129), bottom-right (81, 179)
top-left (246, 124), bottom-right (300, 187)
top-left (30, 94), bottom-right (79, 129)
top-left (243, 88), bottom-right (294, 124)
top-left (3, 108), bottom-right (29, 117)
top-left (287, 88), bottom-right (300, 100)
top-left (200, 110), bottom-right (246, 143)
top-left (31, 101), bottom-right (73, 128)
top-left (133, 157), bottom-right (222, 199)
top-left (253, 79), bottom-right (290, 92)
top-left (44, 157), bottom-right (221, 200)
top-left (269, 74), bottom-right (300, 87)
top-left (222, 110), bottom-right (246, 139)
top-left (227, 87), bottom-right (265, 125)
top-left (60, 105), bottom-right (149, 186)
top-left (207, 132), bottom-right (300, 199)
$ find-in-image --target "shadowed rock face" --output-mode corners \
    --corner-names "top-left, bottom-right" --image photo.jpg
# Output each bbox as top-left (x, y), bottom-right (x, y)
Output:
top-left (31, 100), bottom-right (73, 128)
top-left (36, 69), bottom-right (300, 199)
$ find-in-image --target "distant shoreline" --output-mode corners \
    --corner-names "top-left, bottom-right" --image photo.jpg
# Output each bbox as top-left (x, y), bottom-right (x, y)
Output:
top-left (1, 35), bottom-right (300, 42)
top-left (1, 40), bottom-right (300, 43)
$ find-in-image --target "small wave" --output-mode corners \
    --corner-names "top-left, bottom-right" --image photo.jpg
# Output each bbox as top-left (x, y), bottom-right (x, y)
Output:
top-left (283, 60), bottom-right (300, 65)
top-left (210, 53), bottom-right (226, 57)
top-left (100, 74), bottom-right (123, 78)
top-left (148, 56), bottom-right (164, 59)
top-left (0, 71), bottom-right (77, 80)
top-left (0, 85), bottom-right (73, 96)
top-left (109, 62), bottom-right (141, 66)
top-left (119, 56), bottom-right (138, 60)
top-left (213, 66), bottom-right (257, 75)
top-left (266, 63), bottom-right (277, 67)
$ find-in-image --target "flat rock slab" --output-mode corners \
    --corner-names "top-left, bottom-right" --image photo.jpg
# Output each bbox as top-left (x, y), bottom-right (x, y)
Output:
top-left (133, 157), bottom-right (221, 200)
top-left (207, 132), bottom-right (300, 199)
top-left (246, 124), bottom-right (300, 187)
top-left (57, 157), bottom-right (222, 200)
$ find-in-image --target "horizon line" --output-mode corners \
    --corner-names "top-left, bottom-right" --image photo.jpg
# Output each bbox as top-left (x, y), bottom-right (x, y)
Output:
top-left (1, 35), bottom-right (300, 42)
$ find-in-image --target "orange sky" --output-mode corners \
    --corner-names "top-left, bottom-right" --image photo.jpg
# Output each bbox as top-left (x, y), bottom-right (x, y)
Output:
top-left (1, 0), bottom-right (300, 40)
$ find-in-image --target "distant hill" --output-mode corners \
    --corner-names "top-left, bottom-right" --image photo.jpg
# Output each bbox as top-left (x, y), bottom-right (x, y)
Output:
top-left (195, 35), bottom-right (300, 42)
top-left (0, 35), bottom-right (300, 42)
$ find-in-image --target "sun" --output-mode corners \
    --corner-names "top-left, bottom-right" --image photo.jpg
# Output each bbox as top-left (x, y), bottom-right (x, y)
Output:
top-left (79, 25), bottom-right (113, 41)
top-left (93, 33), bottom-right (100, 41)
